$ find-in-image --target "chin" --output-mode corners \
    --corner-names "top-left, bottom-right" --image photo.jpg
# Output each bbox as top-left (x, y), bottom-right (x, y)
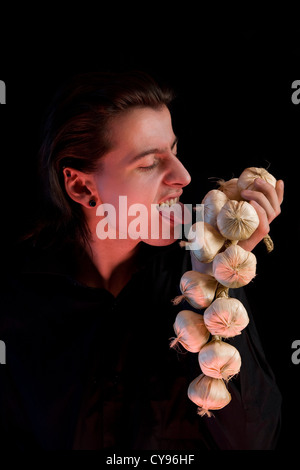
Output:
top-left (142, 225), bottom-right (182, 247)
top-left (141, 219), bottom-right (184, 247)
top-left (142, 237), bottom-right (179, 247)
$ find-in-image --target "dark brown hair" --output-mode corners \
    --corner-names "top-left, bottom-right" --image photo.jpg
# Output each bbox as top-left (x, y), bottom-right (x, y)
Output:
top-left (33, 71), bottom-right (174, 248)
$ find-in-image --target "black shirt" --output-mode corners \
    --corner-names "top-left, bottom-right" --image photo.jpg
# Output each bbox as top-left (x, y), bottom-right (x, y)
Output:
top-left (0, 241), bottom-right (281, 450)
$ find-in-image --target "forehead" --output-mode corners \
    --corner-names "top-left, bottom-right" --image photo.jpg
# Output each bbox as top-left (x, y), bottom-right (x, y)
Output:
top-left (108, 105), bottom-right (175, 150)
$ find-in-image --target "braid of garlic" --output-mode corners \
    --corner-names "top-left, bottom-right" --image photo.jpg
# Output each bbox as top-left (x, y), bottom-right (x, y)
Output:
top-left (171, 166), bottom-right (278, 417)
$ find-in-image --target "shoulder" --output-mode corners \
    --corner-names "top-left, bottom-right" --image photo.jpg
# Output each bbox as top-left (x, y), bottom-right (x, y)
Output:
top-left (0, 239), bottom-right (79, 305)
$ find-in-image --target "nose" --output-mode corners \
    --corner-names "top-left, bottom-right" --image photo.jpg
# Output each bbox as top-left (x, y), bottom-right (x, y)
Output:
top-left (163, 154), bottom-right (191, 188)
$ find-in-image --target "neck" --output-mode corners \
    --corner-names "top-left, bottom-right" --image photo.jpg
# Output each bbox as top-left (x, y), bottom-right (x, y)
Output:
top-left (76, 232), bottom-right (141, 297)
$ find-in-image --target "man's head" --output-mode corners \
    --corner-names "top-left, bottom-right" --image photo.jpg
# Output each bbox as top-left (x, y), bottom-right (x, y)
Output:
top-left (38, 71), bottom-right (190, 247)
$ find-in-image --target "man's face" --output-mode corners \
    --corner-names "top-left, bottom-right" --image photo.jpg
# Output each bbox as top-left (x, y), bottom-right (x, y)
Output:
top-left (93, 105), bottom-right (191, 246)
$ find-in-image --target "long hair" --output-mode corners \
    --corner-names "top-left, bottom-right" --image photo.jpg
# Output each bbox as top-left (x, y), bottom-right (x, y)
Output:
top-left (30, 71), bottom-right (174, 249)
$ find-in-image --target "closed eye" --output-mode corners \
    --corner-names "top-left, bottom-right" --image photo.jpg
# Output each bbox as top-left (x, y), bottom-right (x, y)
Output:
top-left (138, 159), bottom-right (160, 172)
top-left (135, 136), bottom-right (179, 172)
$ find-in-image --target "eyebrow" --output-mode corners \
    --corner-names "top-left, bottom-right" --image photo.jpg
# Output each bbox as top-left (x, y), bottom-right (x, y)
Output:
top-left (128, 136), bottom-right (178, 164)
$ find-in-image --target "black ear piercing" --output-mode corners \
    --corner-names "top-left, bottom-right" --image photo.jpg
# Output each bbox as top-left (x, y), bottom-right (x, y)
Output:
top-left (89, 199), bottom-right (96, 207)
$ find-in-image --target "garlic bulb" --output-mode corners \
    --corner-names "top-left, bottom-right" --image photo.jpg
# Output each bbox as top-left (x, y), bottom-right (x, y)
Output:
top-left (172, 270), bottom-right (218, 309)
top-left (204, 297), bottom-right (249, 338)
top-left (170, 310), bottom-right (210, 353)
top-left (217, 200), bottom-right (259, 241)
top-left (202, 190), bottom-right (228, 229)
top-left (186, 222), bottom-right (225, 263)
top-left (237, 167), bottom-right (277, 191)
top-left (187, 373), bottom-right (231, 417)
top-left (198, 338), bottom-right (242, 381)
top-left (217, 178), bottom-right (242, 201)
top-left (212, 244), bottom-right (257, 288)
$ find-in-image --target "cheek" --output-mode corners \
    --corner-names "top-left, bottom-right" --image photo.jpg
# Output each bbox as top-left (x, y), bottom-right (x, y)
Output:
top-left (95, 173), bottom-right (159, 235)
top-left (97, 173), bottom-right (158, 207)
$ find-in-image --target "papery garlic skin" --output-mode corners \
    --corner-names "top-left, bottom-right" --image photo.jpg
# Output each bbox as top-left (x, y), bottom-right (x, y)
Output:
top-left (187, 373), bottom-right (231, 417)
top-left (217, 178), bottom-right (242, 201)
top-left (212, 244), bottom-right (257, 288)
top-left (187, 222), bottom-right (225, 263)
top-left (237, 167), bottom-right (277, 191)
top-left (204, 297), bottom-right (249, 338)
top-left (198, 339), bottom-right (242, 381)
top-left (174, 270), bottom-right (218, 309)
top-left (217, 200), bottom-right (260, 241)
top-left (170, 310), bottom-right (210, 353)
top-left (202, 190), bottom-right (228, 229)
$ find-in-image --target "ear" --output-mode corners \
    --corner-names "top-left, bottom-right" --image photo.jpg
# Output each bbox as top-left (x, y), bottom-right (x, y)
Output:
top-left (62, 167), bottom-right (99, 209)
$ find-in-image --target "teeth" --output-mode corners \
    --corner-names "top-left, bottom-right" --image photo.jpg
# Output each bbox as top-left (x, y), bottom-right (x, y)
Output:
top-left (158, 197), bottom-right (179, 208)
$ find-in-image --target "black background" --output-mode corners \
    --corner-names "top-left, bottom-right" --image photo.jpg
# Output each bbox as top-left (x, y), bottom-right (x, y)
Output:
top-left (1, 11), bottom-right (299, 451)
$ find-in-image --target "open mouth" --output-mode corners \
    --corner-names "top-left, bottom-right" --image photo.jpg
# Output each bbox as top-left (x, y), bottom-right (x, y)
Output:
top-left (156, 197), bottom-right (185, 225)
top-left (157, 196), bottom-right (180, 208)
